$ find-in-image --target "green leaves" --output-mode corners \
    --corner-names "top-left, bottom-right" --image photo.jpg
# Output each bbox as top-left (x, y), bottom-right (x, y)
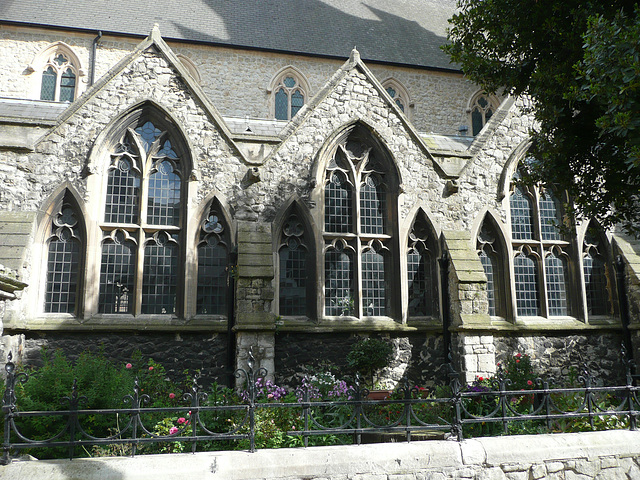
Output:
top-left (446, 1), bottom-right (640, 232)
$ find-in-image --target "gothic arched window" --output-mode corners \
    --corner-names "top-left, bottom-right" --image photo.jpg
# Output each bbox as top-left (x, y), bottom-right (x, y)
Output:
top-left (469, 92), bottom-right (499, 136)
top-left (407, 212), bottom-right (438, 317)
top-left (40, 50), bottom-right (78, 102)
top-left (197, 201), bottom-right (230, 315)
top-left (476, 219), bottom-right (505, 317)
top-left (272, 69), bottom-right (308, 120)
top-left (99, 110), bottom-right (188, 315)
top-left (44, 195), bottom-right (84, 313)
top-left (322, 125), bottom-right (398, 318)
top-left (278, 212), bottom-right (312, 316)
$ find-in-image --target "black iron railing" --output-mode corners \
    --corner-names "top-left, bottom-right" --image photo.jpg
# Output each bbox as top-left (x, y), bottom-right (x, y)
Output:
top-left (2, 349), bottom-right (639, 464)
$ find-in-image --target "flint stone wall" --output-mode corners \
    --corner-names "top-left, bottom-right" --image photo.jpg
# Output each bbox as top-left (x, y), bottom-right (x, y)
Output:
top-left (494, 333), bottom-right (627, 385)
top-left (3, 430), bottom-right (640, 480)
top-left (274, 333), bottom-right (447, 389)
top-left (4, 331), bottom-right (230, 385)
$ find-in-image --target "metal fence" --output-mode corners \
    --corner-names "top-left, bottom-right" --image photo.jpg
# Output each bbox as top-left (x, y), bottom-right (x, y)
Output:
top-left (2, 349), bottom-right (639, 465)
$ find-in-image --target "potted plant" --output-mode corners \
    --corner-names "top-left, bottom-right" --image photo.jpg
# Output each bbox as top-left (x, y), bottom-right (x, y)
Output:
top-left (346, 337), bottom-right (393, 398)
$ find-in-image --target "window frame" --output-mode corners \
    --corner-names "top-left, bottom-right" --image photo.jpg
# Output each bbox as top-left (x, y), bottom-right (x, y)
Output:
top-left (269, 67), bottom-right (310, 121)
top-left (467, 91), bottom-right (500, 136)
top-left (29, 42), bottom-right (84, 103)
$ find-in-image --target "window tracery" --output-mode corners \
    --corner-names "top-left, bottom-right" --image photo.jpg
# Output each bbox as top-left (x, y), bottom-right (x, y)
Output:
top-left (270, 68), bottom-right (308, 120)
top-left (197, 203), bottom-right (230, 315)
top-left (469, 92), bottom-right (499, 136)
top-left (37, 48), bottom-right (80, 102)
top-left (99, 115), bottom-right (186, 315)
top-left (382, 79), bottom-right (410, 115)
top-left (322, 126), bottom-right (398, 318)
top-left (407, 212), bottom-right (438, 317)
top-left (278, 213), bottom-right (311, 316)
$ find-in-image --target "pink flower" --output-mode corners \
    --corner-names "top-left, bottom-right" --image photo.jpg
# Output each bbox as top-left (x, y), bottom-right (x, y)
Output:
top-left (267, 393), bottom-right (274, 399)
top-left (527, 380), bottom-right (533, 386)
top-left (169, 393), bottom-right (176, 399)
top-left (515, 353), bottom-right (522, 358)
top-left (177, 417), bottom-right (186, 424)
top-left (169, 427), bottom-right (178, 435)
top-left (149, 366), bottom-right (154, 371)
top-left (126, 363), bottom-right (132, 369)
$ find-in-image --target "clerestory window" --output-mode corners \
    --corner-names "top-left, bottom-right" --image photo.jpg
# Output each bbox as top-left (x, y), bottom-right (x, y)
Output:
top-left (271, 68), bottom-right (308, 121)
top-left (322, 125), bottom-right (399, 318)
top-left (382, 79), bottom-right (411, 116)
top-left (98, 113), bottom-right (187, 315)
top-left (469, 92), bottom-right (499, 136)
top-left (40, 51), bottom-right (78, 102)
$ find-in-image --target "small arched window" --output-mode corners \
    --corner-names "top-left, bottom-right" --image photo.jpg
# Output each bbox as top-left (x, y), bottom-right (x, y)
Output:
top-left (38, 49), bottom-right (80, 102)
top-left (197, 201), bottom-right (230, 315)
top-left (476, 218), bottom-right (505, 317)
top-left (270, 67), bottom-right (309, 120)
top-left (44, 193), bottom-right (84, 313)
top-left (278, 211), bottom-right (313, 316)
top-left (407, 211), bottom-right (439, 318)
top-left (382, 79), bottom-right (411, 115)
top-left (469, 92), bottom-right (499, 136)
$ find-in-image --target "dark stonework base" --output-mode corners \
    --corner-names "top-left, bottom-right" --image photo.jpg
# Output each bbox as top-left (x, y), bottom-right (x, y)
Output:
top-left (274, 332), bottom-right (446, 389)
top-left (18, 331), bottom-right (231, 386)
top-left (493, 332), bottom-right (627, 385)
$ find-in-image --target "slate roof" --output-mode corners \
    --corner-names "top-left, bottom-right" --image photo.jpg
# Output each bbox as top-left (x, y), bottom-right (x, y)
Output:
top-left (0, 0), bottom-right (458, 70)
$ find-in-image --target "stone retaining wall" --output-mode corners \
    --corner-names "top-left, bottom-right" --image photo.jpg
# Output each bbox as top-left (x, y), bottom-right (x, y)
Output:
top-left (3, 430), bottom-right (639, 480)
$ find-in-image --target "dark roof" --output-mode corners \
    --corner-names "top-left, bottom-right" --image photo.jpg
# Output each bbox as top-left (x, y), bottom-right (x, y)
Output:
top-left (0, 0), bottom-right (458, 70)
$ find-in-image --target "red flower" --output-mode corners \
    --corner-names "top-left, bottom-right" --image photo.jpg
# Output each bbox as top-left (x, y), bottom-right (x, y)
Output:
top-left (125, 363), bottom-right (132, 369)
top-left (149, 366), bottom-right (154, 371)
top-left (527, 380), bottom-right (533, 386)
top-left (515, 353), bottom-right (522, 358)
top-left (516, 359), bottom-right (520, 363)
top-left (169, 393), bottom-right (176, 399)
top-left (478, 376), bottom-right (484, 381)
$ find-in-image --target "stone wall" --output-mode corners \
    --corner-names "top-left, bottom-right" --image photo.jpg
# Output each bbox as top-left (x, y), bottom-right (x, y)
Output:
top-left (0, 25), bottom-right (479, 135)
top-left (2, 331), bottom-right (230, 385)
top-left (494, 332), bottom-right (627, 385)
top-left (274, 333), bottom-right (447, 389)
top-left (3, 431), bottom-right (640, 480)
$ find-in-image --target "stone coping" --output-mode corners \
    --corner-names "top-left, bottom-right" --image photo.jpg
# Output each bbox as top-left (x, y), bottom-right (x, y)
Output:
top-left (2, 430), bottom-right (639, 480)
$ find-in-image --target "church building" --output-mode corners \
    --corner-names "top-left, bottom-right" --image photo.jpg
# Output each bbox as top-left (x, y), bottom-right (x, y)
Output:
top-left (0, 0), bottom-right (637, 386)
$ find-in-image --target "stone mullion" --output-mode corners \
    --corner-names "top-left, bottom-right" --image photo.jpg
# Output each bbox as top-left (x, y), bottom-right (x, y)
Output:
top-left (354, 175), bottom-right (363, 319)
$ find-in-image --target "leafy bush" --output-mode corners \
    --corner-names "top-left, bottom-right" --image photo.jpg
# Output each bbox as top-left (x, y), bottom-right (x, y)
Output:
top-left (346, 338), bottom-right (393, 388)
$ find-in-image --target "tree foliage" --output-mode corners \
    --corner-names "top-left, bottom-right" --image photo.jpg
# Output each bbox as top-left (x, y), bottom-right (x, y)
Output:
top-left (445, 1), bottom-right (640, 231)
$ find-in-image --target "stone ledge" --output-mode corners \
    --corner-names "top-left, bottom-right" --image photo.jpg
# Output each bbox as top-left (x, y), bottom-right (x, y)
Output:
top-left (2, 431), bottom-right (639, 480)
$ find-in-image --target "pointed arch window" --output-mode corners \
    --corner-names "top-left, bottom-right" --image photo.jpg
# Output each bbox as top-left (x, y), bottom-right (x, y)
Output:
top-left (278, 213), bottom-right (313, 316)
top-left (322, 125), bottom-right (398, 319)
top-left (197, 203), bottom-right (230, 316)
top-left (407, 212), bottom-right (438, 317)
top-left (469, 92), bottom-right (499, 136)
top-left (44, 197), bottom-right (83, 313)
top-left (99, 112), bottom-right (187, 316)
top-left (509, 168), bottom-right (575, 318)
top-left (40, 52), bottom-right (78, 102)
top-left (382, 79), bottom-right (411, 115)
top-left (273, 72), bottom-right (306, 120)
top-left (476, 220), bottom-right (505, 317)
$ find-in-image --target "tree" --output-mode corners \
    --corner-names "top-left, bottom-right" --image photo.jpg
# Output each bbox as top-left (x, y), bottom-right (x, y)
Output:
top-left (445, 1), bottom-right (640, 232)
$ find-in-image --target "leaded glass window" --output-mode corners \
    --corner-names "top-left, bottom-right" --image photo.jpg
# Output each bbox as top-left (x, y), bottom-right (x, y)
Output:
top-left (39, 51), bottom-right (78, 102)
top-left (322, 125), bottom-right (397, 319)
top-left (45, 202), bottom-right (82, 313)
top-left (99, 115), bottom-right (185, 316)
top-left (407, 213), bottom-right (438, 317)
top-left (509, 170), bottom-right (575, 319)
top-left (273, 74), bottom-right (306, 120)
top-left (99, 230), bottom-right (136, 314)
top-left (514, 251), bottom-right (540, 316)
top-left (382, 80), bottom-right (410, 114)
top-left (325, 242), bottom-right (354, 316)
top-left (197, 206), bottom-right (229, 316)
top-left (476, 222), bottom-right (503, 317)
top-left (279, 214), bottom-right (309, 316)
top-left (510, 186), bottom-right (533, 240)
